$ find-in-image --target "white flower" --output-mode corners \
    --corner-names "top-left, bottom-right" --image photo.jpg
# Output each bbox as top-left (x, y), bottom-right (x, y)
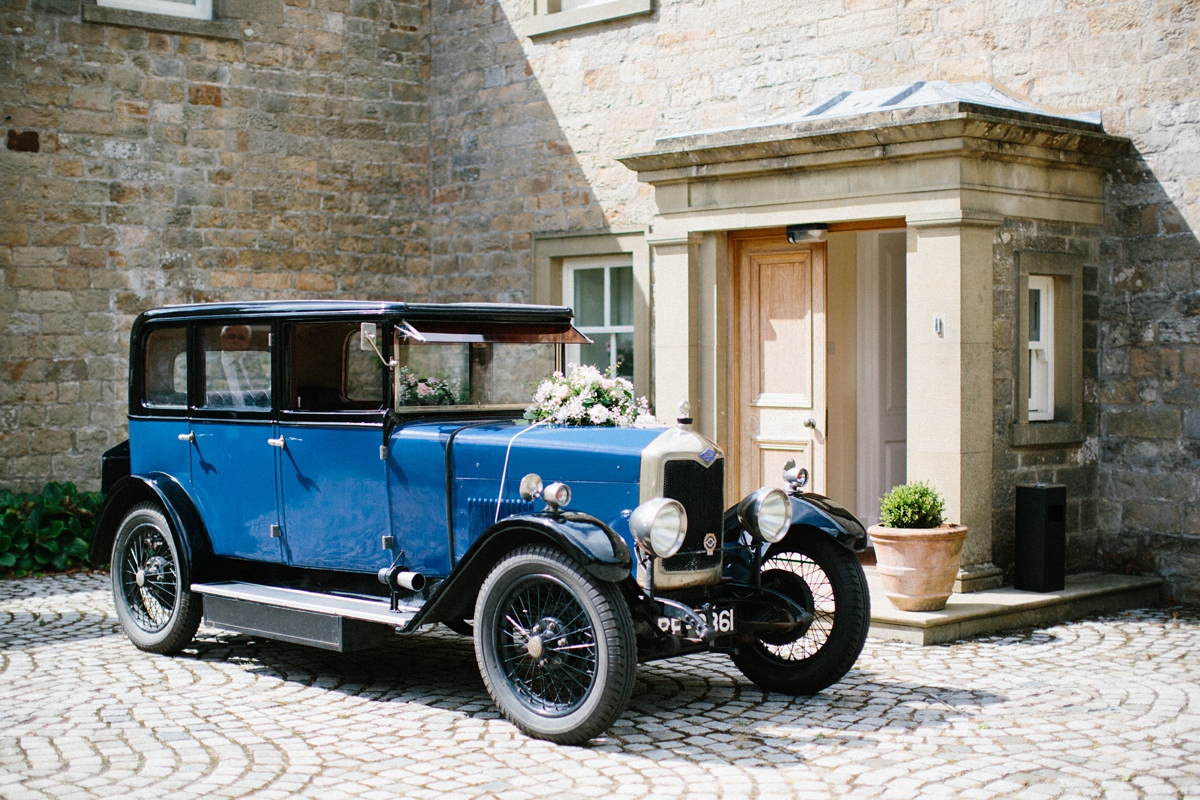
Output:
top-left (588, 404), bottom-right (611, 424)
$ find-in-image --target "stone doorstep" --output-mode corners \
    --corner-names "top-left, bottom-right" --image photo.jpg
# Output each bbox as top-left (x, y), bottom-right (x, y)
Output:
top-left (864, 569), bottom-right (1164, 646)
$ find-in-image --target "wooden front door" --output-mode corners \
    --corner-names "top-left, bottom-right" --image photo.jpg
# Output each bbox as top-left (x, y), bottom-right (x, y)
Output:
top-left (731, 234), bottom-right (827, 499)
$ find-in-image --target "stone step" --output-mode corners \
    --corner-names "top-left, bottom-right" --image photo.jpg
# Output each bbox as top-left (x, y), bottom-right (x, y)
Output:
top-left (865, 569), bottom-right (1164, 645)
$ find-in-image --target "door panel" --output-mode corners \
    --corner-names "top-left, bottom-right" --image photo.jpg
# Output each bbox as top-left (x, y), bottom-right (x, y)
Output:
top-left (732, 236), bottom-right (826, 498)
top-left (855, 230), bottom-right (908, 528)
top-left (278, 423), bottom-right (390, 572)
top-left (190, 420), bottom-right (283, 561)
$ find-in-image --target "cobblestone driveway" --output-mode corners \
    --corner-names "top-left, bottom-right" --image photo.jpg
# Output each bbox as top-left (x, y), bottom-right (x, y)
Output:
top-left (1, 574), bottom-right (1197, 800)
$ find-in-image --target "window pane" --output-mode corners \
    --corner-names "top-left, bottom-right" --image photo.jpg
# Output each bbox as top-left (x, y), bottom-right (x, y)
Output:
top-left (285, 323), bottom-right (384, 411)
top-left (573, 268), bottom-right (606, 328)
top-left (1028, 288), bottom-right (1041, 343)
top-left (577, 336), bottom-right (611, 372)
top-left (144, 327), bottom-right (187, 408)
top-left (611, 266), bottom-right (634, 327)
top-left (614, 331), bottom-right (633, 378)
top-left (396, 342), bottom-right (469, 405)
top-left (471, 344), bottom-right (557, 404)
top-left (200, 324), bottom-right (271, 409)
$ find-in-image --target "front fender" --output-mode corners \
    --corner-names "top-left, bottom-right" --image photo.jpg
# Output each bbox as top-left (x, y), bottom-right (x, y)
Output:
top-left (90, 473), bottom-right (214, 582)
top-left (722, 491), bottom-right (867, 553)
top-left (787, 493), bottom-right (868, 551)
top-left (407, 511), bottom-right (632, 628)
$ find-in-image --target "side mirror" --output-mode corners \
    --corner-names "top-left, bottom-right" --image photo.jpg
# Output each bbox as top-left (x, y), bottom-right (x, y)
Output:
top-left (360, 322), bottom-right (377, 351)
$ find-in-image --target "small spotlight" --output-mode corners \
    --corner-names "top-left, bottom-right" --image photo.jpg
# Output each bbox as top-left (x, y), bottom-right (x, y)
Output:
top-left (786, 224), bottom-right (828, 243)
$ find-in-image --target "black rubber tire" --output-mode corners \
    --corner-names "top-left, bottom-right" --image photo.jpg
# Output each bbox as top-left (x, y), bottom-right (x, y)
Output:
top-left (111, 502), bottom-right (202, 655)
top-left (474, 544), bottom-right (637, 744)
top-left (732, 528), bottom-right (869, 695)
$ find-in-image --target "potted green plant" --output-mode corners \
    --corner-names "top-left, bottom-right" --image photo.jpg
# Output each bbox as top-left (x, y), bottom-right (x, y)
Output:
top-left (868, 481), bottom-right (967, 611)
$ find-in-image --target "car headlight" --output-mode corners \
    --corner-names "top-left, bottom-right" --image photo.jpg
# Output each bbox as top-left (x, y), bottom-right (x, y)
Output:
top-left (737, 487), bottom-right (793, 544)
top-left (629, 497), bottom-right (688, 558)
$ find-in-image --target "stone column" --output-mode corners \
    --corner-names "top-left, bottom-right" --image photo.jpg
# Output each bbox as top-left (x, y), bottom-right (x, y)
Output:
top-left (648, 233), bottom-right (700, 424)
top-left (906, 218), bottom-right (1004, 592)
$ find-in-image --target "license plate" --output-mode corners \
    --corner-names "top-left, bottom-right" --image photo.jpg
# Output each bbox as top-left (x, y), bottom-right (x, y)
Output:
top-left (656, 606), bottom-right (735, 637)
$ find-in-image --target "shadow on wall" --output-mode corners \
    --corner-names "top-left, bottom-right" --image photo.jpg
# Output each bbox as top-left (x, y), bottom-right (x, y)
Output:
top-left (1098, 146), bottom-right (1200, 605)
top-left (428, 0), bottom-right (610, 304)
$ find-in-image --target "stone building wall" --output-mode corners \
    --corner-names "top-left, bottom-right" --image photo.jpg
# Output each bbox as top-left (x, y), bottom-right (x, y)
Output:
top-left (432, 0), bottom-right (1199, 594)
top-left (1, 0), bottom-right (430, 490)
top-left (989, 217), bottom-right (1104, 581)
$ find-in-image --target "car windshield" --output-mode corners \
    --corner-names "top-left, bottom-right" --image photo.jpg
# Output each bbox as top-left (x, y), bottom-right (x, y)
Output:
top-left (393, 339), bottom-right (557, 407)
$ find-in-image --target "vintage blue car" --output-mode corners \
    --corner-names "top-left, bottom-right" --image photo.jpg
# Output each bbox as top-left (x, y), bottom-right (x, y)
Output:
top-left (93, 300), bottom-right (870, 744)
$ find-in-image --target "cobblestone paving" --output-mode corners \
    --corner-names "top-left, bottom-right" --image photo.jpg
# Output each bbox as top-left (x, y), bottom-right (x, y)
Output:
top-left (0, 574), bottom-right (1197, 800)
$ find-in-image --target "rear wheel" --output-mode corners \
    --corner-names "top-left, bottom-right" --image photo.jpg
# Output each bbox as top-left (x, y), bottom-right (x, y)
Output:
top-left (474, 545), bottom-right (636, 744)
top-left (732, 528), bottom-right (869, 695)
top-left (111, 503), bottom-right (202, 655)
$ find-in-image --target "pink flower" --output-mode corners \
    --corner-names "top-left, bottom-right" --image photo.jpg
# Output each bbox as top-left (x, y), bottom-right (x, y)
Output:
top-left (417, 383), bottom-right (433, 396)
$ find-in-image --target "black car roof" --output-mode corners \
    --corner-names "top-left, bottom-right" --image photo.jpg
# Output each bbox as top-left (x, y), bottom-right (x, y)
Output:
top-left (135, 300), bottom-right (577, 325)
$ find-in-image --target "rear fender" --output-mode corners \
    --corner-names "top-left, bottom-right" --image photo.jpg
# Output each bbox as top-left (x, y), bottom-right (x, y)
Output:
top-left (90, 473), bottom-right (214, 583)
top-left (408, 511), bottom-right (632, 628)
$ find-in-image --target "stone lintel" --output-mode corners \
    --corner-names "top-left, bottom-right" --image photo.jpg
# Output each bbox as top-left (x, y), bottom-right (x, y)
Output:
top-left (619, 110), bottom-right (1128, 185)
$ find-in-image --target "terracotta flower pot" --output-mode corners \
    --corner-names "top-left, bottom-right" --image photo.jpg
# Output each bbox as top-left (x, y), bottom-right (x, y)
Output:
top-left (867, 524), bottom-right (968, 612)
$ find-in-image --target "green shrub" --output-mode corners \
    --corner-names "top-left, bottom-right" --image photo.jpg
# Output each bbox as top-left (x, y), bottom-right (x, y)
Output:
top-left (0, 482), bottom-right (104, 577)
top-left (878, 481), bottom-right (945, 529)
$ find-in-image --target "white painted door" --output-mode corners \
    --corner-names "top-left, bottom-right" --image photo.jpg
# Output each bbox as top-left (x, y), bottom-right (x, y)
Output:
top-left (856, 230), bottom-right (907, 528)
top-left (732, 236), bottom-right (827, 499)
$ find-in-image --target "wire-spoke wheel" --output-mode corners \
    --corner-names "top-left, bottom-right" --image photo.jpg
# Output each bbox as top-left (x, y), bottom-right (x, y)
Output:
top-left (475, 545), bottom-right (635, 744)
top-left (111, 503), bottom-right (202, 655)
top-left (732, 527), bottom-right (869, 695)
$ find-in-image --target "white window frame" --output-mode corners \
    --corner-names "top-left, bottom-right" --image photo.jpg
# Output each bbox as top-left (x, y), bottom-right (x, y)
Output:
top-left (1027, 275), bottom-right (1054, 421)
top-left (97, 0), bottom-right (212, 20)
top-left (525, 0), bottom-right (651, 37)
top-left (562, 255), bottom-right (634, 376)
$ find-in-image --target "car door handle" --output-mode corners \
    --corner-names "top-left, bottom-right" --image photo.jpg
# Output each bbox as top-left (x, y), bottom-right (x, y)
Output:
top-left (267, 437), bottom-right (285, 448)
top-left (178, 432), bottom-right (194, 442)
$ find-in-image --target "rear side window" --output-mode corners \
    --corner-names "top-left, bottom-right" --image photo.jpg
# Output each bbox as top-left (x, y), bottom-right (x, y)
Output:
top-left (198, 324), bottom-right (272, 410)
top-left (143, 327), bottom-right (187, 408)
top-left (287, 323), bottom-right (384, 412)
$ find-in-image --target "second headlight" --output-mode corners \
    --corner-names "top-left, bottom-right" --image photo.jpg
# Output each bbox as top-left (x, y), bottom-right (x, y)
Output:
top-left (737, 487), bottom-right (793, 544)
top-left (629, 497), bottom-right (688, 558)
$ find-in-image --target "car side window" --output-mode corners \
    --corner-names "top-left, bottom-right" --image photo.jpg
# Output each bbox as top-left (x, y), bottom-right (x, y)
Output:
top-left (143, 327), bottom-right (188, 408)
top-left (288, 322), bottom-right (384, 412)
top-left (198, 324), bottom-right (272, 409)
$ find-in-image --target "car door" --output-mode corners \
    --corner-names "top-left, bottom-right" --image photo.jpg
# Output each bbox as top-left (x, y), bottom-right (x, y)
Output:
top-left (277, 320), bottom-right (392, 573)
top-left (188, 321), bottom-right (284, 562)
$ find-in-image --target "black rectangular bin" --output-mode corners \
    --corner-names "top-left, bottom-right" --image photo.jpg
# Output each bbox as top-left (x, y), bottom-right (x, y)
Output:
top-left (1014, 483), bottom-right (1066, 592)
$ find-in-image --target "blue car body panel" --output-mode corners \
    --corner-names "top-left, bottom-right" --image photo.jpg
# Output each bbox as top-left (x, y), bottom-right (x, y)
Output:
top-left (279, 421), bottom-right (391, 572)
top-left (189, 419), bottom-right (283, 562)
top-left (129, 418), bottom-right (191, 480)
top-left (388, 420), bottom-right (662, 578)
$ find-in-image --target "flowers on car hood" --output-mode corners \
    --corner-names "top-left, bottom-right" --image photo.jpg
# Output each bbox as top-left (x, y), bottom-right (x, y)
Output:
top-left (525, 363), bottom-right (655, 427)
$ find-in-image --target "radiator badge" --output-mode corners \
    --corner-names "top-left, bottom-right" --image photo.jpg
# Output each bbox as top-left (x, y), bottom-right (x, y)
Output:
top-left (699, 448), bottom-right (716, 464)
top-left (703, 532), bottom-right (718, 556)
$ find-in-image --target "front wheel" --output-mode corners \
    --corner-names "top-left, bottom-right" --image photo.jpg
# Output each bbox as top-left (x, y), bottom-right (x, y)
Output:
top-left (732, 528), bottom-right (869, 695)
top-left (474, 545), bottom-right (637, 744)
top-left (111, 502), bottom-right (202, 654)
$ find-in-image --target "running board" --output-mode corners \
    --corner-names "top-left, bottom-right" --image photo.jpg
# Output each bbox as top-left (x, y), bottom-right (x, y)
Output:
top-left (192, 582), bottom-right (422, 652)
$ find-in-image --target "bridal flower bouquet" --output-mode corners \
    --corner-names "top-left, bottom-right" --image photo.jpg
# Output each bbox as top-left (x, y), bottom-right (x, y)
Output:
top-left (396, 366), bottom-right (459, 406)
top-left (524, 364), bottom-right (656, 427)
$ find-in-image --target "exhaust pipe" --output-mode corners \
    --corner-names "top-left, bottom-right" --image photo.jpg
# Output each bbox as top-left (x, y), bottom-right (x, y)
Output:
top-left (378, 566), bottom-right (426, 593)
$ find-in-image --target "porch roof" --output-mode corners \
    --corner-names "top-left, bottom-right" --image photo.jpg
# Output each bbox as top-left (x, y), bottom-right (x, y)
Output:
top-left (618, 81), bottom-right (1126, 180)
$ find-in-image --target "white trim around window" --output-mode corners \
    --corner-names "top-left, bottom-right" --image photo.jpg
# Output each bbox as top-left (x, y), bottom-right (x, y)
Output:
top-left (562, 255), bottom-right (635, 379)
top-left (1026, 275), bottom-right (1055, 422)
top-left (97, 0), bottom-right (212, 20)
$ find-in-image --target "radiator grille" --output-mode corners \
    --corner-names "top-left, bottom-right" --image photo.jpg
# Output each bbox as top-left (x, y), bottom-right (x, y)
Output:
top-left (660, 458), bottom-right (724, 573)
